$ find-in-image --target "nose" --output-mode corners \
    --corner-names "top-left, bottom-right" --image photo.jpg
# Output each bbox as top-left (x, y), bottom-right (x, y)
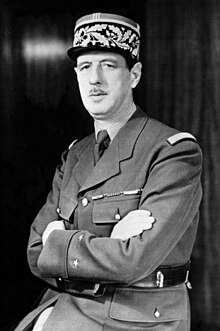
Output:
top-left (89, 66), bottom-right (102, 85)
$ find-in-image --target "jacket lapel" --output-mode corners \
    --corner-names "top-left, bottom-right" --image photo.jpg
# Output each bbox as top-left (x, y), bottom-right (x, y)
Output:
top-left (73, 107), bottom-right (148, 193)
top-left (72, 134), bottom-right (96, 188)
top-left (78, 136), bottom-right (120, 193)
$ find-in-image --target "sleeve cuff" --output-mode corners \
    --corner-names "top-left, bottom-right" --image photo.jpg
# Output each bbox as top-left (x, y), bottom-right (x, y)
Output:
top-left (37, 230), bottom-right (79, 278)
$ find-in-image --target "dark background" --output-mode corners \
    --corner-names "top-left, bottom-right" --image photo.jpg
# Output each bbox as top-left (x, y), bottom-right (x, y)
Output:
top-left (1, 0), bottom-right (220, 330)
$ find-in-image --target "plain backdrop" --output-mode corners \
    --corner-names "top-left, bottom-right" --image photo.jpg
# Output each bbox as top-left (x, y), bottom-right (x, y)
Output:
top-left (1, 1), bottom-right (220, 330)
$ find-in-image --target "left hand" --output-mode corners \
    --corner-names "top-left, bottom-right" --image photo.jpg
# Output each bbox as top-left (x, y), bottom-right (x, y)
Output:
top-left (42, 220), bottom-right (65, 246)
top-left (111, 210), bottom-right (155, 241)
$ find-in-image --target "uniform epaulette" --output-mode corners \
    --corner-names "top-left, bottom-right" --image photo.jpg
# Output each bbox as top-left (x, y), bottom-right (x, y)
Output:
top-left (167, 132), bottom-right (197, 146)
top-left (68, 139), bottom-right (78, 150)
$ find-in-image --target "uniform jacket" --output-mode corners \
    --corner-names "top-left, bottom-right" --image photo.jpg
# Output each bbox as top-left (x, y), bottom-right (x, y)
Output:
top-left (16, 107), bottom-right (202, 331)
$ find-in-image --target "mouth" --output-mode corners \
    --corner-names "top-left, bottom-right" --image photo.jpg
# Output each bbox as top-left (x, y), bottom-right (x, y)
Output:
top-left (89, 90), bottom-right (107, 97)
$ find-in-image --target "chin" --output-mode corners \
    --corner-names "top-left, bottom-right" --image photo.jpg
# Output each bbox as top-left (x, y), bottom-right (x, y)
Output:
top-left (86, 106), bottom-right (110, 119)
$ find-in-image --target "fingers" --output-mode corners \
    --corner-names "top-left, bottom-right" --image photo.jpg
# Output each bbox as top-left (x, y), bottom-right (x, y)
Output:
top-left (110, 209), bottom-right (156, 241)
top-left (47, 220), bottom-right (65, 230)
top-left (124, 211), bottom-right (155, 224)
top-left (141, 223), bottom-right (153, 230)
top-left (42, 221), bottom-right (65, 245)
top-left (147, 216), bottom-right (156, 224)
top-left (129, 210), bottom-right (152, 217)
top-left (135, 220), bottom-right (154, 230)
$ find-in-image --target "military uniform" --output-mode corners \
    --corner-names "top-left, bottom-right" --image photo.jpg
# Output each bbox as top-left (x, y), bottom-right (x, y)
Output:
top-left (15, 107), bottom-right (202, 331)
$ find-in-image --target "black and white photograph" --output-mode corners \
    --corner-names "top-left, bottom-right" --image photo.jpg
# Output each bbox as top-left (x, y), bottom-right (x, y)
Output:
top-left (1, 1), bottom-right (220, 330)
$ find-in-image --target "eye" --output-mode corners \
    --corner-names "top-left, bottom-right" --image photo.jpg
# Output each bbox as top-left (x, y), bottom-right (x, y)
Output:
top-left (102, 62), bottom-right (117, 69)
top-left (78, 64), bottom-right (91, 71)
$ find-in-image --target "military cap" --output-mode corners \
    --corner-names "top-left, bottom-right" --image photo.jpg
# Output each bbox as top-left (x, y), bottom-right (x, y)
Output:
top-left (67, 12), bottom-right (140, 64)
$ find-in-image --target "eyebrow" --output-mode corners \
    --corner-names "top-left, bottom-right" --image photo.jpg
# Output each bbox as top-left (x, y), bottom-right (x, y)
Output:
top-left (77, 58), bottom-right (119, 67)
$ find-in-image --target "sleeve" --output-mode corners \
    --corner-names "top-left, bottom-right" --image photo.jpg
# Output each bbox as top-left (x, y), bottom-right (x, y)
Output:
top-left (27, 149), bottom-right (69, 287)
top-left (34, 140), bottom-right (202, 286)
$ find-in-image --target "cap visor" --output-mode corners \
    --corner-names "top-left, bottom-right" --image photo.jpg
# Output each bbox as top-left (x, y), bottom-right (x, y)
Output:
top-left (67, 46), bottom-right (135, 66)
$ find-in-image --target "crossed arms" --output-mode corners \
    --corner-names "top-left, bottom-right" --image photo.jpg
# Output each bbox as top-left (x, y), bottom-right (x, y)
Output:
top-left (42, 209), bottom-right (155, 245)
top-left (28, 137), bottom-right (202, 288)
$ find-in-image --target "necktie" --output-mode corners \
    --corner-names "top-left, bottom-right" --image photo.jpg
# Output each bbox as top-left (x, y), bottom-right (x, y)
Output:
top-left (94, 130), bottom-right (110, 165)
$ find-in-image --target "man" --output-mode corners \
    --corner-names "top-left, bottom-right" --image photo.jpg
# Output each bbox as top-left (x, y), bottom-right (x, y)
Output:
top-left (15, 12), bottom-right (202, 331)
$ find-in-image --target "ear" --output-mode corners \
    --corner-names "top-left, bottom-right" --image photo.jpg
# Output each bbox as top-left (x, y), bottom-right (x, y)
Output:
top-left (74, 67), bottom-right (80, 82)
top-left (130, 62), bottom-right (142, 89)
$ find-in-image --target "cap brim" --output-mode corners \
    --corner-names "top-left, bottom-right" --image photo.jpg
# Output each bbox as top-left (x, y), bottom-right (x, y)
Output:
top-left (67, 46), bottom-right (136, 66)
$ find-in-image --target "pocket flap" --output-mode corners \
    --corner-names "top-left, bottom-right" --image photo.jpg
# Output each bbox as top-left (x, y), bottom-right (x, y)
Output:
top-left (93, 195), bottom-right (140, 224)
top-left (110, 285), bottom-right (187, 323)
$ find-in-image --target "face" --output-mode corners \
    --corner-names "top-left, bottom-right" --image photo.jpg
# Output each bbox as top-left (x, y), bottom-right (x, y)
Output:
top-left (74, 51), bottom-right (142, 121)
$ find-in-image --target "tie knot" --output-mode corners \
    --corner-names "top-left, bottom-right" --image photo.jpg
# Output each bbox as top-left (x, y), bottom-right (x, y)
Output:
top-left (94, 130), bottom-right (110, 164)
top-left (96, 130), bottom-right (110, 145)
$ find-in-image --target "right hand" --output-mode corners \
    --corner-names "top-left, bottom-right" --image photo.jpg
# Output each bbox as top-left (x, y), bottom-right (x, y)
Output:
top-left (42, 220), bottom-right (65, 246)
top-left (110, 210), bottom-right (155, 241)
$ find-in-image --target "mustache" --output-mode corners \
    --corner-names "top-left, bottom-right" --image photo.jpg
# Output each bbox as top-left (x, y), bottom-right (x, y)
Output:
top-left (89, 88), bottom-right (107, 96)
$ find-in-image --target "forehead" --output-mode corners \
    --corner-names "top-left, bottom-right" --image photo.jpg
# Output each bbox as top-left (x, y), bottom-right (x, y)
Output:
top-left (76, 51), bottom-right (126, 64)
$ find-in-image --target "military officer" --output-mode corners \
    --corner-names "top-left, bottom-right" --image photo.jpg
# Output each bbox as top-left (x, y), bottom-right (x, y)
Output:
top-left (15, 12), bottom-right (203, 331)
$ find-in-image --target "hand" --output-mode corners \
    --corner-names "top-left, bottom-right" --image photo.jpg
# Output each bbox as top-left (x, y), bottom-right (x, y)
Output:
top-left (110, 210), bottom-right (155, 241)
top-left (42, 221), bottom-right (65, 246)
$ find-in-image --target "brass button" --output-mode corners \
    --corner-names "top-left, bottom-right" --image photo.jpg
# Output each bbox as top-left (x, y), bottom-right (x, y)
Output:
top-left (115, 213), bottom-right (121, 221)
top-left (82, 198), bottom-right (88, 207)
top-left (73, 259), bottom-right (79, 268)
top-left (78, 234), bottom-right (84, 241)
top-left (154, 308), bottom-right (160, 318)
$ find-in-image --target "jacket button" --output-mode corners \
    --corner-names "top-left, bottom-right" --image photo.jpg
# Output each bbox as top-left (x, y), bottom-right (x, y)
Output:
top-left (115, 213), bottom-right (121, 221)
top-left (56, 207), bottom-right (61, 214)
top-left (78, 234), bottom-right (84, 241)
top-left (82, 198), bottom-right (88, 207)
top-left (154, 308), bottom-right (160, 318)
top-left (72, 259), bottom-right (79, 268)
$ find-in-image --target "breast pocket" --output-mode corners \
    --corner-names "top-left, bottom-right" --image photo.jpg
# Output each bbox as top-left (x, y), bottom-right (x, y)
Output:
top-left (92, 195), bottom-right (141, 225)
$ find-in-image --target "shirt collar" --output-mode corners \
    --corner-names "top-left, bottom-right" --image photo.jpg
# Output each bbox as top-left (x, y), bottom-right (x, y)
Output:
top-left (94, 103), bottom-right (136, 141)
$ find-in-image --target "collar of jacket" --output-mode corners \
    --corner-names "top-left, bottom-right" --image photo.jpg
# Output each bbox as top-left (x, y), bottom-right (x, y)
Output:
top-left (73, 106), bottom-right (148, 193)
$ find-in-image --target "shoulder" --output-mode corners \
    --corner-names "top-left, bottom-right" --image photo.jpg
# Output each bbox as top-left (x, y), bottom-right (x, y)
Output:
top-left (166, 132), bottom-right (197, 146)
top-left (68, 139), bottom-right (79, 150)
top-left (67, 133), bottom-right (94, 153)
top-left (60, 133), bottom-right (94, 162)
top-left (138, 116), bottom-right (202, 165)
top-left (145, 117), bottom-right (199, 147)
top-left (60, 133), bottom-right (94, 171)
